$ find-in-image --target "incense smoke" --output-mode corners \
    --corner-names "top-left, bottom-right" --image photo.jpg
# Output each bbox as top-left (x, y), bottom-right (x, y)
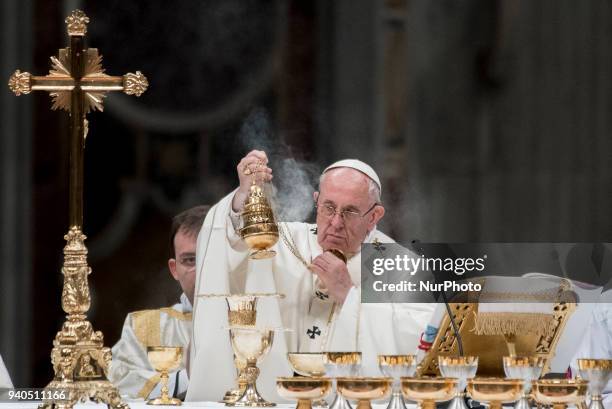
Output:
top-left (238, 108), bottom-right (318, 222)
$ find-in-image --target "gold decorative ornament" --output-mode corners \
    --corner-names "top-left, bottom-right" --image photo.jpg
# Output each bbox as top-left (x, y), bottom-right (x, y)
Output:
top-left (146, 346), bottom-right (183, 406)
top-left (7, 9), bottom-right (148, 409)
top-left (123, 71), bottom-right (149, 96)
top-left (65, 10), bottom-right (89, 36)
top-left (8, 70), bottom-right (31, 95)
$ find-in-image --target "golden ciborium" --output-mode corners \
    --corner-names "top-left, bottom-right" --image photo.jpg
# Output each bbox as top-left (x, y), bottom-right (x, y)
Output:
top-left (503, 355), bottom-right (546, 409)
top-left (146, 346), bottom-right (183, 406)
top-left (578, 359), bottom-right (612, 409)
top-left (228, 326), bottom-right (276, 407)
top-left (336, 377), bottom-right (392, 409)
top-left (378, 355), bottom-right (417, 409)
top-left (277, 377), bottom-right (332, 409)
top-left (401, 377), bottom-right (457, 409)
top-left (532, 379), bottom-right (589, 409)
top-left (240, 175), bottom-right (279, 259)
top-left (466, 378), bottom-right (523, 409)
top-left (324, 352), bottom-right (362, 409)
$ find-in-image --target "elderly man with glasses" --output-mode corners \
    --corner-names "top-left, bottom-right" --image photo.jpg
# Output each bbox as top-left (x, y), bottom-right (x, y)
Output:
top-left (187, 150), bottom-right (434, 402)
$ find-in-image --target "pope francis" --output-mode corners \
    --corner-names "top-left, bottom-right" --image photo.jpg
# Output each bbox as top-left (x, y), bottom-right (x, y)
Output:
top-left (186, 150), bottom-right (434, 402)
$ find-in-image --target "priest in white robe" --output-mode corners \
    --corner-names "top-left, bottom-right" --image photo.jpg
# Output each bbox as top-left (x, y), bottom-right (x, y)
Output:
top-left (187, 150), bottom-right (435, 402)
top-left (0, 354), bottom-right (12, 389)
top-left (110, 206), bottom-right (208, 399)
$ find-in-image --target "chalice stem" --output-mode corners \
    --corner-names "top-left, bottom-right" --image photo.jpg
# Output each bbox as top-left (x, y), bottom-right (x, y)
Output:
top-left (588, 396), bottom-right (603, 409)
top-left (356, 399), bottom-right (371, 409)
top-left (297, 399), bottom-right (313, 409)
top-left (419, 402), bottom-right (436, 409)
top-left (160, 370), bottom-right (170, 400)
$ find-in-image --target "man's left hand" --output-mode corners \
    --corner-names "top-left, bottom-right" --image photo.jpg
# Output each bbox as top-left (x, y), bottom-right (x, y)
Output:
top-left (309, 251), bottom-right (353, 304)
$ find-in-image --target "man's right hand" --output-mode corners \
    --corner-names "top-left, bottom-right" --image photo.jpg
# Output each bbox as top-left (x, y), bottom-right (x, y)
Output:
top-left (231, 150), bottom-right (273, 213)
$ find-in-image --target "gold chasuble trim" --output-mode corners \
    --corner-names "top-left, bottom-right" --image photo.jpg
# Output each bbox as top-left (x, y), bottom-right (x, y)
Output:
top-left (159, 307), bottom-right (193, 321)
top-left (137, 373), bottom-right (161, 399)
top-left (131, 310), bottom-right (161, 347)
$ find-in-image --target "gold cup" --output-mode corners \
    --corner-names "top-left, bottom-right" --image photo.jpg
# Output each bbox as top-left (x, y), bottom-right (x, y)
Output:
top-left (466, 378), bottom-right (523, 409)
top-left (438, 356), bottom-right (478, 409)
top-left (578, 359), bottom-right (612, 409)
top-left (401, 377), bottom-right (457, 409)
top-left (277, 377), bottom-right (332, 409)
top-left (503, 355), bottom-right (546, 409)
top-left (288, 353), bottom-right (327, 377)
top-left (336, 377), bottom-right (392, 409)
top-left (288, 353), bottom-right (328, 407)
top-left (146, 346), bottom-right (183, 406)
top-left (532, 379), bottom-right (589, 409)
top-left (378, 355), bottom-right (417, 409)
top-left (240, 183), bottom-right (279, 259)
top-left (324, 352), bottom-right (362, 409)
top-left (228, 326), bottom-right (276, 407)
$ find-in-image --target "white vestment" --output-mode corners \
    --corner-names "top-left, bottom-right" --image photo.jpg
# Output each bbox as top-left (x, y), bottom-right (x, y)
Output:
top-left (110, 294), bottom-right (192, 399)
top-left (187, 191), bottom-right (435, 402)
top-left (571, 302), bottom-right (612, 407)
top-left (0, 354), bottom-right (12, 389)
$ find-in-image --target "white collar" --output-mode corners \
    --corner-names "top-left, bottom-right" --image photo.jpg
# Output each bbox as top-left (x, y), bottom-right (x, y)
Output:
top-left (179, 293), bottom-right (193, 313)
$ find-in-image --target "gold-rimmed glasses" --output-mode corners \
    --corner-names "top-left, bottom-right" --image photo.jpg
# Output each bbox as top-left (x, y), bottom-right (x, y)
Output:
top-left (315, 202), bottom-right (379, 223)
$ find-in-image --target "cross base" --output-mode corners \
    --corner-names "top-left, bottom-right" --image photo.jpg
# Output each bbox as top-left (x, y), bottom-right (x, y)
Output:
top-left (38, 378), bottom-right (128, 409)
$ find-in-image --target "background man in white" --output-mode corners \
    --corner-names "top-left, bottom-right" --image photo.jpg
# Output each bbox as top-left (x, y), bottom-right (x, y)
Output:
top-left (187, 150), bottom-right (434, 401)
top-left (110, 206), bottom-right (208, 400)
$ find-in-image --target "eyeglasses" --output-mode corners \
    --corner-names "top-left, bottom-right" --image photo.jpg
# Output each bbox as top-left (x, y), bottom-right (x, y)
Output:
top-left (316, 202), bottom-right (379, 223)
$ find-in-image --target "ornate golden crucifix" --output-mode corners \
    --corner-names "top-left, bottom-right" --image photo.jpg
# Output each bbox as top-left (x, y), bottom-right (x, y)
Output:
top-left (8, 10), bottom-right (148, 409)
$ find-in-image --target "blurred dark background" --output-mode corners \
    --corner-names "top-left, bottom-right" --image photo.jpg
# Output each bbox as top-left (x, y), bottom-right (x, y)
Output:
top-left (1, 0), bottom-right (612, 387)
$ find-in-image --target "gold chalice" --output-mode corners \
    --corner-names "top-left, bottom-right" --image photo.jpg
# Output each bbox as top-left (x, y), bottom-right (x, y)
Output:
top-left (288, 353), bottom-right (328, 407)
top-left (288, 353), bottom-right (327, 377)
top-left (228, 326), bottom-right (276, 407)
top-left (336, 377), bottom-right (392, 409)
top-left (324, 352), bottom-right (362, 409)
top-left (532, 379), bottom-right (589, 409)
top-left (224, 295), bottom-right (258, 404)
top-left (578, 359), bottom-right (612, 409)
top-left (146, 346), bottom-right (183, 406)
top-left (277, 377), bottom-right (332, 409)
top-left (467, 378), bottom-right (523, 409)
top-left (240, 182), bottom-right (279, 259)
top-left (401, 377), bottom-right (457, 409)
top-left (438, 356), bottom-right (478, 409)
top-left (378, 355), bottom-right (417, 409)
top-left (503, 355), bottom-right (546, 409)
